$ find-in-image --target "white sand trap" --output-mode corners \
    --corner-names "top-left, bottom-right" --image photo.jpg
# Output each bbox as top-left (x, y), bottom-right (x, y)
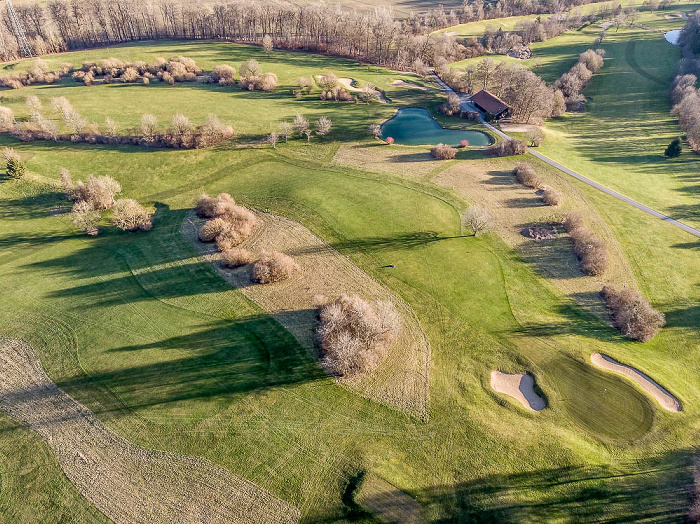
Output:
top-left (590, 353), bottom-right (681, 412)
top-left (0, 338), bottom-right (300, 523)
top-left (491, 371), bottom-right (546, 411)
top-left (390, 79), bottom-right (427, 91)
top-left (337, 77), bottom-right (388, 103)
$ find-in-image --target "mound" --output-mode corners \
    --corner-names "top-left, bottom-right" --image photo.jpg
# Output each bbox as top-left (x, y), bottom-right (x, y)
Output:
top-left (590, 353), bottom-right (681, 413)
top-left (185, 210), bottom-right (430, 419)
top-left (0, 338), bottom-right (300, 524)
top-left (490, 370), bottom-right (546, 411)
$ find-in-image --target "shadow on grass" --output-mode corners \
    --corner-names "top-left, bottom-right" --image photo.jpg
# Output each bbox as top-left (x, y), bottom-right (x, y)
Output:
top-left (413, 450), bottom-right (695, 523)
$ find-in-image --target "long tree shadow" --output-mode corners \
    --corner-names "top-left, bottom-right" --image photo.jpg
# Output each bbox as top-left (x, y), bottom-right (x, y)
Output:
top-left (411, 450), bottom-right (696, 523)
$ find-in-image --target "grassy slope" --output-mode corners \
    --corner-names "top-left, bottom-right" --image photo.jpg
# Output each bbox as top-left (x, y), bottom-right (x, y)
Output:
top-left (0, 40), bottom-right (698, 522)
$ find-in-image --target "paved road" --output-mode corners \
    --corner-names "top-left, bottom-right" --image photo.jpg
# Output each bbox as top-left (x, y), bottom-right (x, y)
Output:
top-left (431, 73), bottom-right (700, 239)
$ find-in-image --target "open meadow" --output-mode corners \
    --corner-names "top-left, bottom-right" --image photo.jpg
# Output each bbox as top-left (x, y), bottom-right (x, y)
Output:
top-left (0, 12), bottom-right (699, 523)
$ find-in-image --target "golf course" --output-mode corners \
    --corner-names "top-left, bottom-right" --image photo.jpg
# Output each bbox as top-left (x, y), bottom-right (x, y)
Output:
top-left (0, 0), bottom-right (698, 522)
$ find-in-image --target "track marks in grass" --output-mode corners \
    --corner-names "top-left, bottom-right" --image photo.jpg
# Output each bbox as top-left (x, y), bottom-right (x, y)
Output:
top-left (625, 40), bottom-right (667, 86)
top-left (0, 338), bottom-right (300, 524)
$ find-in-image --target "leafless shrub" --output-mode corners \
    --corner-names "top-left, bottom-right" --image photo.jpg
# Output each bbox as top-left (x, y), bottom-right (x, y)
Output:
top-left (68, 175), bottom-right (122, 210)
top-left (316, 116), bottom-right (332, 137)
top-left (438, 93), bottom-right (462, 116)
top-left (50, 96), bottom-right (73, 117)
top-left (562, 212), bottom-right (583, 233)
top-left (104, 117), bottom-right (118, 137)
top-left (220, 248), bottom-right (256, 268)
top-left (257, 72), bottom-right (278, 91)
top-left (0, 106), bottom-right (15, 131)
top-left (513, 162), bottom-right (540, 187)
top-left (111, 199), bottom-right (153, 231)
top-left (170, 113), bottom-right (192, 135)
top-left (293, 113), bottom-right (309, 138)
top-left (198, 217), bottom-right (230, 242)
top-left (369, 123), bottom-right (381, 138)
top-left (526, 128), bottom-right (545, 147)
top-left (215, 206), bottom-right (258, 250)
top-left (251, 251), bottom-right (298, 284)
top-left (121, 67), bottom-right (139, 82)
top-left (210, 64), bottom-right (236, 85)
top-left (297, 76), bottom-right (313, 93)
top-left (600, 286), bottom-right (665, 342)
top-left (70, 200), bottom-right (101, 236)
top-left (570, 226), bottom-right (608, 276)
top-left (540, 185), bottom-right (561, 206)
top-left (430, 143), bottom-right (458, 160)
top-left (318, 295), bottom-right (401, 376)
top-left (486, 139), bottom-right (527, 157)
top-left (140, 113), bottom-right (158, 136)
top-left (463, 205), bottom-right (492, 235)
top-left (195, 192), bottom-right (236, 218)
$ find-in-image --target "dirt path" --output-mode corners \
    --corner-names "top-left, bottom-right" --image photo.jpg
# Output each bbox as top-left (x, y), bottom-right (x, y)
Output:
top-left (590, 353), bottom-right (681, 412)
top-left (0, 338), bottom-right (300, 524)
top-left (490, 371), bottom-right (546, 411)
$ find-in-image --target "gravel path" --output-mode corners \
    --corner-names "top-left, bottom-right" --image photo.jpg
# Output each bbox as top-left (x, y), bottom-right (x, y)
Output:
top-left (431, 72), bottom-right (700, 239)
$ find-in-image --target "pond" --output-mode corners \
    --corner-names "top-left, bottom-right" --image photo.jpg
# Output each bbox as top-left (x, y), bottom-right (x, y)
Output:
top-left (379, 108), bottom-right (492, 147)
top-left (665, 29), bottom-right (681, 45)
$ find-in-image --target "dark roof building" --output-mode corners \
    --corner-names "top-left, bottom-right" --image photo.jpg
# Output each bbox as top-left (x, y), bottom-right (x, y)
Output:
top-left (470, 90), bottom-right (509, 118)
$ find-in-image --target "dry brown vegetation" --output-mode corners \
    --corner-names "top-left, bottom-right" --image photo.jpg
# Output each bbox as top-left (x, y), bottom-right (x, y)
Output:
top-left (111, 199), bottom-right (153, 231)
top-left (184, 210), bottom-right (430, 418)
top-left (567, 217), bottom-right (609, 276)
top-left (195, 192), bottom-right (236, 218)
top-left (318, 295), bottom-right (401, 376)
top-left (0, 338), bottom-right (300, 524)
top-left (513, 162), bottom-right (540, 188)
top-left (540, 185), bottom-right (562, 206)
top-left (430, 143), bottom-right (458, 160)
top-left (600, 287), bottom-right (666, 342)
top-left (220, 248), bottom-right (256, 268)
top-left (195, 193), bottom-right (258, 251)
top-left (251, 251), bottom-right (298, 284)
top-left (486, 138), bottom-right (527, 157)
top-left (62, 172), bottom-right (121, 210)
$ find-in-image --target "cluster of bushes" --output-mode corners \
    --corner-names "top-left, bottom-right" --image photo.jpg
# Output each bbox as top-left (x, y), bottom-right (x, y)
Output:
top-left (1, 98), bottom-right (234, 149)
top-left (554, 49), bottom-right (605, 110)
top-left (195, 193), bottom-right (299, 284)
top-left (317, 294), bottom-right (401, 376)
top-left (0, 59), bottom-right (73, 89)
top-left (73, 56), bottom-right (201, 86)
top-left (270, 114), bottom-right (331, 145)
top-left (600, 286), bottom-right (666, 342)
top-left (204, 59), bottom-right (277, 92)
top-left (486, 138), bottom-right (527, 157)
top-left (512, 162), bottom-right (562, 206)
top-left (563, 213), bottom-right (608, 276)
top-left (437, 93), bottom-right (462, 116)
top-left (670, 74), bottom-right (700, 154)
top-left (430, 143), bottom-right (458, 160)
top-left (61, 169), bottom-right (151, 235)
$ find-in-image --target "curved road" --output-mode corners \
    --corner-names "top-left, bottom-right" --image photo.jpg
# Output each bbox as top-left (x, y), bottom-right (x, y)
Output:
top-left (432, 73), bottom-right (700, 239)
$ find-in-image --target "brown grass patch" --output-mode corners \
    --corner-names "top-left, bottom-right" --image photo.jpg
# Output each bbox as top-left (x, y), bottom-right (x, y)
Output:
top-left (356, 474), bottom-right (423, 524)
top-left (0, 338), bottom-right (300, 524)
top-left (184, 211), bottom-right (430, 419)
top-left (433, 158), bottom-right (638, 320)
top-left (333, 142), bottom-right (446, 178)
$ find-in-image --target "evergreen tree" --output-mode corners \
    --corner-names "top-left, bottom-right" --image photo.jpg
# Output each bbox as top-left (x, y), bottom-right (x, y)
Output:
top-left (664, 137), bottom-right (682, 158)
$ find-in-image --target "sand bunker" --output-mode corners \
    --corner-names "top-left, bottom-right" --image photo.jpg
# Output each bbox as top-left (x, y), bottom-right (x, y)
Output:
top-left (590, 353), bottom-right (681, 412)
top-left (185, 211), bottom-right (430, 419)
top-left (491, 371), bottom-right (546, 411)
top-left (337, 77), bottom-right (388, 102)
top-left (0, 338), bottom-right (300, 524)
top-left (390, 79), bottom-right (427, 91)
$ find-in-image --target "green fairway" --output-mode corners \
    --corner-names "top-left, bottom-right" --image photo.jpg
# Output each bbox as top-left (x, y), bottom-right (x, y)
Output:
top-left (0, 36), bottom-right (698, 522)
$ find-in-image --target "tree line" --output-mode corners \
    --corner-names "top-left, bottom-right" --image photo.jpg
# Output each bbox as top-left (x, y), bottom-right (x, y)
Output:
top-left (672, 12), bottom-right (700, 155)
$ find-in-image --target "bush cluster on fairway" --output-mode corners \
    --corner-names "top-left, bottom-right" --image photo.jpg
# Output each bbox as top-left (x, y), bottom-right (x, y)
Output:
top-left (564, 214), bottom-right (608, 276)
top-left (0, 59), bottom-right (73, 89)
top-left (600, 287), bottom-right (666, 342)
top-left (487, 139), bottom-right (527, 157)
top-left (196, 193), bottom-right (258, 251)
top-left (72, 56), bottom-right (202, 86)
top-left (110, 199), bottom-right (153, 232)
top-left (62, 171), bottom-right (121, 211)
top-left (430, 143), bottom-right (458, 160)
top-left (317, 73), bottom-right (354, 102)
top-left (438, 93), bottom-right (462, 116)
top-left (670, 73), bottom-right (700, 154)
top-left (554, 49), bottom-right (605, 109)
top-left (2, 147), bottom-right (26, 179)
top-left (513, 162), bottom-right (540, 188)
top-left (238, 59), bottom-right (278, 92)
top-left (220, 248), bottom-right (256, 268)
top-left (317, 295), bottom-right (401, 376)
top-left (251, 251), bottom-right (298, 284)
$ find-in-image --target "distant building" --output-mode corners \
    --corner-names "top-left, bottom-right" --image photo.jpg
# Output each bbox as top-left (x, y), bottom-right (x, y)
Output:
top-left (470, 90), bottom-right (510, 119)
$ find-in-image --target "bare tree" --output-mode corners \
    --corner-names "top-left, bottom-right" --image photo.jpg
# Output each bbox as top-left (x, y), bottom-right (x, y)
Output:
top-left (463, 205), bottom-right (492, 235)
top-left (293, 113), bottom-right (309, 140)
top-left (369, 123), bottom-right (381, 138)
top-left (267, 131), bottom-right (279, 149)
top-left (262, 34), bottom-right (273, 55)
top-left (111, 199), bottom-right (153, 231)
top-left (140, 113), bottom-right (157, 136)
top-left (70, 200), bottom-right (101, 236)
top-left (316, 116), bottom-right (332, 137)
top-left (170, 113), bottom-right (192, 135)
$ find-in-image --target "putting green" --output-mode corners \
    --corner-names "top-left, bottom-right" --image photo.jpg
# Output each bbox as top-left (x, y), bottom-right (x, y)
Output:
top-left (546, 358), bottom-right (655, 443)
